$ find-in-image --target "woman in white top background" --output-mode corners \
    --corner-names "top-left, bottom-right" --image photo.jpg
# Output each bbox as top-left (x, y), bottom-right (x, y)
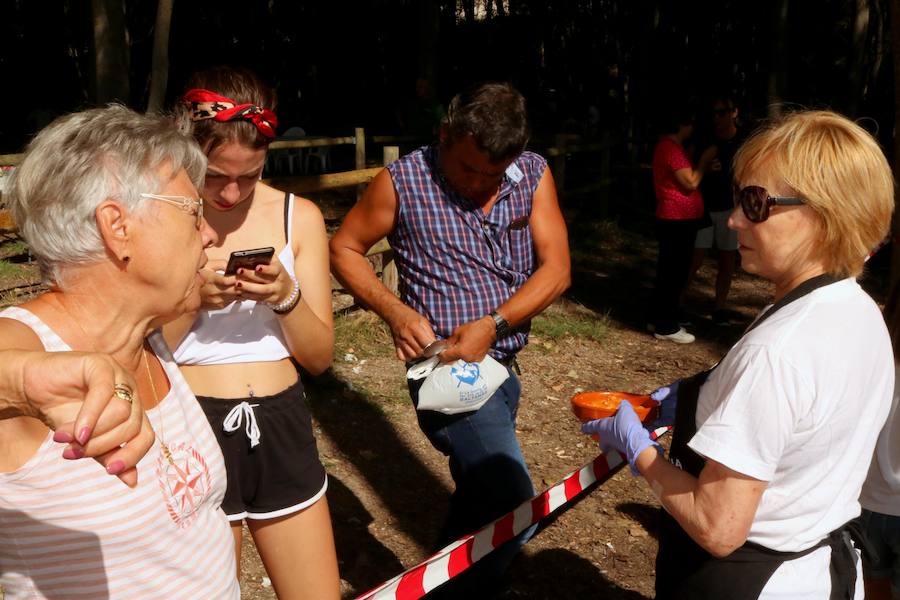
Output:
top-left (164, 66), bottom-right (339, 599)
top-left (859, 283), bottom-right (900, 600)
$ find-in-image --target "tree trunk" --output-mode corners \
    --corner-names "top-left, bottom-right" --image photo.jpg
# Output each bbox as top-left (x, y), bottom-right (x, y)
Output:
top-left (462, 0), bottom-right (475, 23)
top-left (767, 0), bottom-right (789, 117)
top-left (889, 0), bottom-right (900, 286)
top-left (495, 0), bottom-right (506, 18)
top-left (871, 0), bottom-right (887, 90)
top-left (418, 0), bottom-right (441, 94)
top-left (146, 0), bottom-right (174, 114)
top-left (91, 0), bottom-right (130, 104)
top-left (848, 0), bottom-right (871, 115)
top-left (627, 2), bottom-right (658, 141)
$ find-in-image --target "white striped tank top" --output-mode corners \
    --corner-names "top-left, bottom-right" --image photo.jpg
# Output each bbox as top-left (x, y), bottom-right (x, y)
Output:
top-left (0, 307), bottom-right (240, 599)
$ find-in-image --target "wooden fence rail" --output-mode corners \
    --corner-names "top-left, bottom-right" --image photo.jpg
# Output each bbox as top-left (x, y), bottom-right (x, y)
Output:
top-left (264, 167), bottom-right (383, 195)
top-left (0, 153), bottom-right (24, 167)
top-left (0, 124), bottom-right (631, 316)
top-left (0, 127), bottom-right (624, 310)
top-left (269, 136), bottom-right (356, 150)
top-left (0, 128), bottom-right (625, 301)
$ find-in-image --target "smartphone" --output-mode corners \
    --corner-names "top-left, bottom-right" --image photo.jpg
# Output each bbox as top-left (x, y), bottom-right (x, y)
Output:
top-left (224, 247), bottom-right (275, 275)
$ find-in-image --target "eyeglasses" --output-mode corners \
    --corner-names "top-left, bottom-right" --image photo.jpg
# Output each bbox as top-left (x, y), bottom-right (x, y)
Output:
top-left (733, 185), bottom-right (806, 223)
top-left (140, 193), bottom-right (204, 229)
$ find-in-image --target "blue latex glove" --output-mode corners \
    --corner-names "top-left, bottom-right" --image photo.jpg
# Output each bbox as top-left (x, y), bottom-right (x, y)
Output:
top-left (582, 401), bottom-right (662, 475)
top-left (648, 379), bottom-right (680, 429)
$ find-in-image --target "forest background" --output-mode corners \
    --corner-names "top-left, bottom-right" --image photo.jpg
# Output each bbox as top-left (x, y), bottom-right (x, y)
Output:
top-left (1, 0), bottom-right (895, 158)
top-left (2, 3), bottom-right (900, 597)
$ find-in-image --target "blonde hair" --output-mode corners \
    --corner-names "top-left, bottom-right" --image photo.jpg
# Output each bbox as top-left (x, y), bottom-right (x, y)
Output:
top-left (733, 110), bottom-right (894, 278)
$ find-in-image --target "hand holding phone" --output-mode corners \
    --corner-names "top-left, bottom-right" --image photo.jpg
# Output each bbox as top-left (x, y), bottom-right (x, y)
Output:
top-left (224, 247), bottom-right (275, 276)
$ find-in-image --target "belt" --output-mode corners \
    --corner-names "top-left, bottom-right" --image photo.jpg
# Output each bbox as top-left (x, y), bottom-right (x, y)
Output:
top-left (496, 355), bottom-right (521, 375)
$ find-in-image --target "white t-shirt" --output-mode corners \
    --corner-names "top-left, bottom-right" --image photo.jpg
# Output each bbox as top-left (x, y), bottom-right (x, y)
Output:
top-left (688, 278), bottom-right (893, 598)
top-left (860, 362), bottom-right (900, 517)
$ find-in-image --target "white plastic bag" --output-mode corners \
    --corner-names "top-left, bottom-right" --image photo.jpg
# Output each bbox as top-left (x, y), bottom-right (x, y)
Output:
top-left (407, 355), bottom-right (510, 415)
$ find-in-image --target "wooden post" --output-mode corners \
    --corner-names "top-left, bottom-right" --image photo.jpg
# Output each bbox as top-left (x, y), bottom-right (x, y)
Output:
top-left (146, 0), bottom-right (174, 113)
top-left (0, 210), bottom-right (16, 232)
top-left (355, 127), bottom-right (366, 201)
top-left (553, 134), bottom-right (567, 197)
top-left (354, 127), bottom-right (366, 170)
top-left (91, 0), bottom-right (130, 103)
top-left (598, 132), bottom-right (611, 218)
top-left (383, 145), bottom-right (399, 166)
top-left (380, 146), bottom-right (400, 294)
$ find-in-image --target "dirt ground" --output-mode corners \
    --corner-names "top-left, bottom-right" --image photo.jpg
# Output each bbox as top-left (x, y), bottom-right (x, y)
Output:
top-left (0, 200), bottom-right (891, 599)
top-left (232, 202), bottom-right (795, 600)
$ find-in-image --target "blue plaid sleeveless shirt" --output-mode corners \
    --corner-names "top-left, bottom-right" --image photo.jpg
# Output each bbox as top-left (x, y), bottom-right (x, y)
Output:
top-left (387, 145), bottom-right (547, 360)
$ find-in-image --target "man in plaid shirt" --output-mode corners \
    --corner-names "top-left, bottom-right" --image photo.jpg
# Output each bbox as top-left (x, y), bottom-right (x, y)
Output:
top-left (330, 82), bottom-right (570, 596)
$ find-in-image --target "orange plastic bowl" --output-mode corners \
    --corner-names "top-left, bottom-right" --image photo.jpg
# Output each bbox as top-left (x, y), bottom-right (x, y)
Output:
top-left (570, 391), bottom-right (658, 423)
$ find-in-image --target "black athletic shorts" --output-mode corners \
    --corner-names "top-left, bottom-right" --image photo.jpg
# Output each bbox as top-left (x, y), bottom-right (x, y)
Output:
top-left (196, 380), bottom-right (327, 520)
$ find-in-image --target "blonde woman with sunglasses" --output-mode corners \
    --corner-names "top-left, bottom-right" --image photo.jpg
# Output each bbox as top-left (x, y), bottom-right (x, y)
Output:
top-left (584, 110), bottom-right (894, 599)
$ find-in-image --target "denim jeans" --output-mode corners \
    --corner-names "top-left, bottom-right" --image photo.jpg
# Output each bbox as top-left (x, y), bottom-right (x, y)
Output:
top-left (409, 367), bottom-right (535, 596)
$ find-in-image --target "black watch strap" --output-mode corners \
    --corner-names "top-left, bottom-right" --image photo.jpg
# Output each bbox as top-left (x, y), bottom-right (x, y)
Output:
top-left (490, 310), bottom-right (510, 338)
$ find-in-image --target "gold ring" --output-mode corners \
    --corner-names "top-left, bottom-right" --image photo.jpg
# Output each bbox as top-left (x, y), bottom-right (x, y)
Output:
top-left (113, 383), bottom-right (134, 404)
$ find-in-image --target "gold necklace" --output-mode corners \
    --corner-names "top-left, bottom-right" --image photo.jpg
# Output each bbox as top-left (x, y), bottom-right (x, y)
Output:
top-left (53, 293), bottom-right (177, 468)
top-left (142, 347), bottom-right (176, 466)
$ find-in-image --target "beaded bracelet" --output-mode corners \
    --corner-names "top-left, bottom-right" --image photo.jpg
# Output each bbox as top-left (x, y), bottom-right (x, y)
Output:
top-left (265, 277), bottom-right (301, 314)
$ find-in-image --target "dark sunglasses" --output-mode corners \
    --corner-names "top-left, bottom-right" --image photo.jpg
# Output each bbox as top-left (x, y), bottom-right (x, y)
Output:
top-left (733, 185), bottom-right (806, 223)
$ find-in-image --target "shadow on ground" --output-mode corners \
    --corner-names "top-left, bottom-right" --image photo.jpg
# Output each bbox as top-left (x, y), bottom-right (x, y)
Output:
top-left (325, 475), bottom-right (406, 595)
top-left (305, 369), bottom-right (450, 593)
top-left (503, 548), bottom-right (649, 599)
top-left (563, 208), bottom-right (776, 357)
top-left (617, 501), bottom-right (661, 541)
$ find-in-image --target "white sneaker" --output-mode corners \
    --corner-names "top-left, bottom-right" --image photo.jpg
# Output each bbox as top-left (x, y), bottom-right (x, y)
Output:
top-left (654, 327), bottom-right (695, 344)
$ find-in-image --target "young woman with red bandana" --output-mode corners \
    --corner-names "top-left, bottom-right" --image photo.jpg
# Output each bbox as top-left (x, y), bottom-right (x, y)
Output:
top-left (165, 67), bottom-right (339, 600)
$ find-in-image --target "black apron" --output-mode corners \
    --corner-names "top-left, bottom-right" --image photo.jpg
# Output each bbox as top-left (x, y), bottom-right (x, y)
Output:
top-left (654, 274), bottom-right (873, 600)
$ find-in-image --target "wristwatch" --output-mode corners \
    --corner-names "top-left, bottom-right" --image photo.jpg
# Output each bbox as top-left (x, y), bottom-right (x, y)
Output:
top-left (490, 310), bottom-right (511, 338)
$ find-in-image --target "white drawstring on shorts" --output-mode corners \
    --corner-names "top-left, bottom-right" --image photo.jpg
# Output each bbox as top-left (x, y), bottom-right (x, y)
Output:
top-left (223, 402), bottom-right (261, 448)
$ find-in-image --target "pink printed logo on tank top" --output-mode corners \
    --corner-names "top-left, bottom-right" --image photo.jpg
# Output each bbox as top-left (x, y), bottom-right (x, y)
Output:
top-left (155, 442), bottom-right (212, 528)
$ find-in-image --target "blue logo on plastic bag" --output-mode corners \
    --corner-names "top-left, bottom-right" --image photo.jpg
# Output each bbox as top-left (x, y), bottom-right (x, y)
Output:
top-left (451, 362), bottom-right (481, 386)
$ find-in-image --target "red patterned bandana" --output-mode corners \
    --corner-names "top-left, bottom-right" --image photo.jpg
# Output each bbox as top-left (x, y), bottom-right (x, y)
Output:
top-left (182, 89), bottom-right (278, 139)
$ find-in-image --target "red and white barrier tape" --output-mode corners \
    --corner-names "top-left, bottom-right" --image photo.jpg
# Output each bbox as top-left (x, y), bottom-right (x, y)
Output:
top-left (865, 236), bottom-right (892, 262)
top-left (355, 426), bottom-right (671, 600)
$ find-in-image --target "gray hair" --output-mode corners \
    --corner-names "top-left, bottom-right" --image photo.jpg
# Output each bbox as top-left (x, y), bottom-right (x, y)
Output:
top-left (7, 105), bottom-right (206, 283)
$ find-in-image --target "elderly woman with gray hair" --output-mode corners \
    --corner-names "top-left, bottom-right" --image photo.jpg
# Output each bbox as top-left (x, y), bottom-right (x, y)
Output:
top-left (0, 105), bottom-right (240, 598)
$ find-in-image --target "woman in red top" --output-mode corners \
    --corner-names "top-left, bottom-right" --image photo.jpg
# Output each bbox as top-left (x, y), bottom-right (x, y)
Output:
top-left (650, 104), bottom-right (716, 343)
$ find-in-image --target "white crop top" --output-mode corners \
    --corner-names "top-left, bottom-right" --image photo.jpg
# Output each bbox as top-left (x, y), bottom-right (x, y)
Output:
top-left (174, 193), bottom-right (297, 365)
